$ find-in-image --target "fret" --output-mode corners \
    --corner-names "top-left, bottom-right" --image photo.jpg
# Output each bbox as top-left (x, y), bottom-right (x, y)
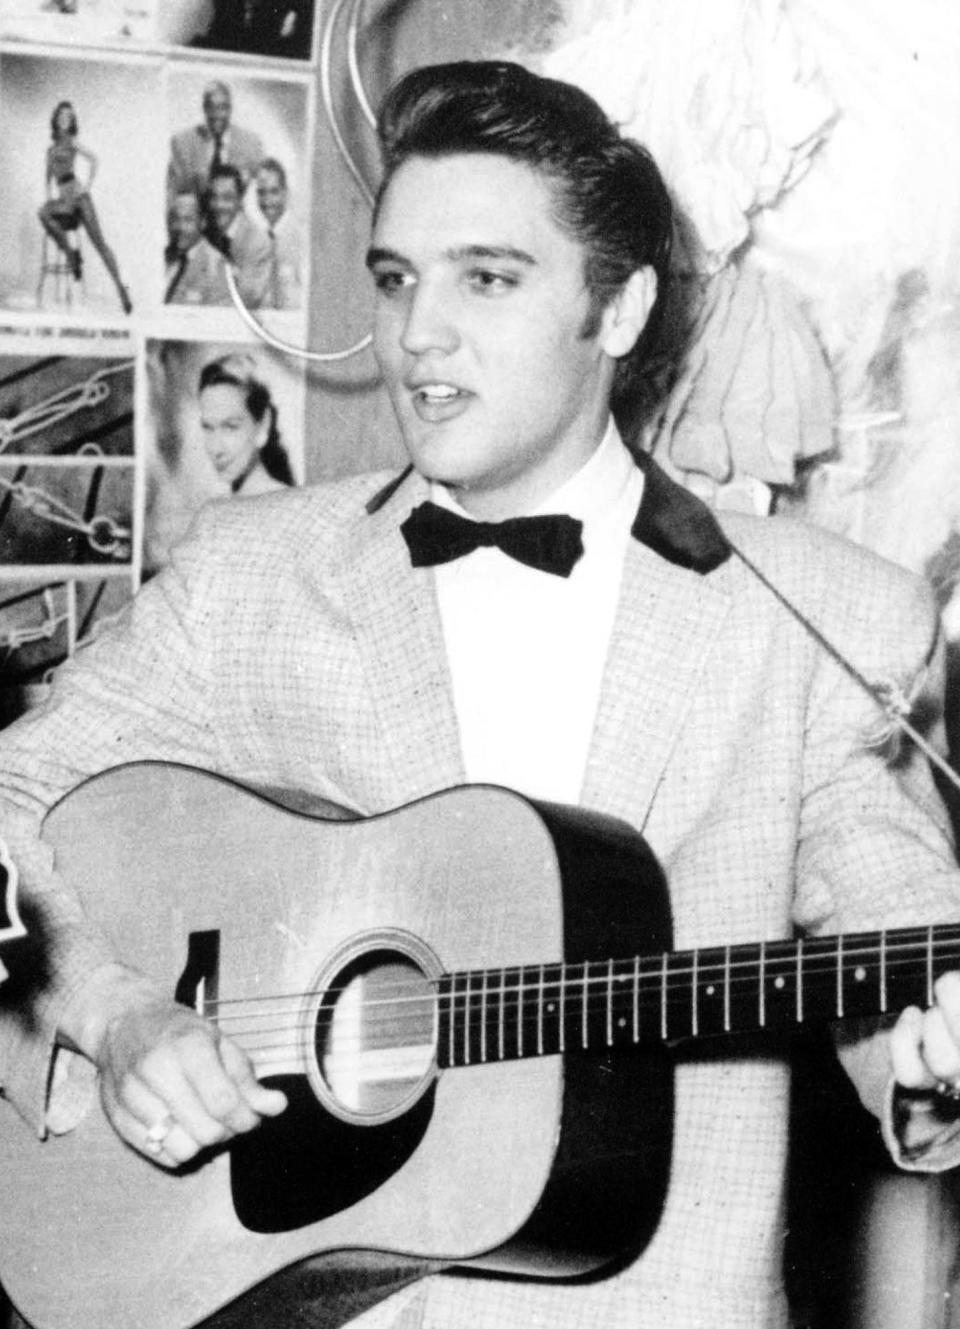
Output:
top-left (445, 971), bottom-right (470, 1069)
top-left (796, 935), bottom-right (804, 1023)
top-left (759, 940), bottom-right (766, 1028)
top-left (451, 973), bottom-right (461, 1067)
top-left (607, 960), bottom-right (634, 1046)
top-left (691, 948), bottom-right (699, 1037)
top-left (536, 963), bottom-right (545, 1056)
top-left (497, 966), bottom-right (505, 1062)
top-left (503, 966), bottom-right (522, 1060)
top-left (632, 954), bottom-right (640, 1043)
top-left (836, 932), bottom-right (884, 1020)
top-left (467, 969), bottom-right (481, 1066)
top-left (927, 926), bottom-right (935, 1008)
top-left (437, 974), bottom-right (452, 1069)
top-left (660, 952), bottom-right (668, 1041)
top-left (606, 959), bottom-right (614, 1047)
top-left (516, 966), bottom-right (525, 1060)
top-left (759, 941), bottom-right (797, 1029)
top-left (479, 969), bottom-right (488, 1063)
top-left (836, 934), bottom-right (843, 1019)
top-left (543, 965), bottom-right (563, 1056)
top-left (686, 946), bottom-right (740, 1038)
top-left (553, 962), bottom-right (561, 1052)
top-left (580, 962), bottom-right (589, 1049)
top-left (880, 931), bottom-right (887, 1014)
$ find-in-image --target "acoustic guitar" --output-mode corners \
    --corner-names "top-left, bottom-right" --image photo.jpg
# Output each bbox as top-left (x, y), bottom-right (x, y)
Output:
top-left (0, 761), bottom-right (956, 1329)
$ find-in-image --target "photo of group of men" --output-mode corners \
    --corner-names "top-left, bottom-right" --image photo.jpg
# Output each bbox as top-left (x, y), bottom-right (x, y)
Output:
top-left (164, 78), bottom-right (303, 311)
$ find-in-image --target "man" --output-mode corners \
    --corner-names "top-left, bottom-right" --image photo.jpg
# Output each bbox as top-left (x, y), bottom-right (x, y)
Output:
top-left (166, 80), bottom-right (264, 205)
top-left (204, 163), bottom-right (272, 310)
top-left (1, 60), bottom-right (960, 1329)
top-left (162, 189), bottom-right (230, 306)
top-left (254, 157), bottom-right (304, 310)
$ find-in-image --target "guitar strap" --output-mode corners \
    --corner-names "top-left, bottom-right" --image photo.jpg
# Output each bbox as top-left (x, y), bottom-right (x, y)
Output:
top-left (728, 538), bottom-right (959, 796)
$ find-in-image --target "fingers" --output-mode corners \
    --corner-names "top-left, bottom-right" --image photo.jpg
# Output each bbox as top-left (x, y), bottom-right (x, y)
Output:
top-left (98, 1000), bottom-right (287, 1169)
top-left (219, 1035), bottom-right (287, 1118)
top-left (891, 972), bottom-right (960, 1092)
top-left (890, 1006), bottom-right (935, 1089)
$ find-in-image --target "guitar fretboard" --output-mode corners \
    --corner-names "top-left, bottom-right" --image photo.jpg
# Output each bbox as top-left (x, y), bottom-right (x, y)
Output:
top-left (436, 924), bottom-right (960, 1068)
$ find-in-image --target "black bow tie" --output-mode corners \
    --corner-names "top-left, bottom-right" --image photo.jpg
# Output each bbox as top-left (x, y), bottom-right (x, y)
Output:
top-left (401, 501), bottom-right (584, 577)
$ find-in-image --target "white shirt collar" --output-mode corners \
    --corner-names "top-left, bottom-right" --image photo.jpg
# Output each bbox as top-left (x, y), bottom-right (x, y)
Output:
top-left (430, 417), bottom-right (640, 533)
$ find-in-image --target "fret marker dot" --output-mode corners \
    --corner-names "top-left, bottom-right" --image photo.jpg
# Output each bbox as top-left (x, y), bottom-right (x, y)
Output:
top-left (547, 1003), bottom-right (556, 1014)
top-left (617, 1017), bottom-right (626, 1028)
top-left (855, 966), bottom-right (866, 982)
top-left (706, 985), bottom-right (715, 996)
top-left (774, 976), bottom-right (785, 989)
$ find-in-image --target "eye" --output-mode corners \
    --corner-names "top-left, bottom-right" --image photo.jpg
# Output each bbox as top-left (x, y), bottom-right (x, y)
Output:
top-left (465, 268), bottom-right (517, 294)
top-left (371, 268), bottom-right (412, 296)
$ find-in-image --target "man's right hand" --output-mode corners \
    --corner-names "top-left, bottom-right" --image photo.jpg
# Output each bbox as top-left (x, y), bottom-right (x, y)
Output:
top-left (59, 964), bottom-right (287, 1168)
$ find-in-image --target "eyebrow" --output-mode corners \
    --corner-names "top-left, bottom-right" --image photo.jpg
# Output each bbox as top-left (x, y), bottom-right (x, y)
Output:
top-left (365, 243), bottom-right (538, 270)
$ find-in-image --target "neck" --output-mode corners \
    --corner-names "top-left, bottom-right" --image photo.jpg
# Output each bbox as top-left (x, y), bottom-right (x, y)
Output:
top-left (436, 924), bottom-right (960, 1067)
top-left (229, 453), bottom-right (260, 493)
top-left (440, 417), bottom-right (614, 522)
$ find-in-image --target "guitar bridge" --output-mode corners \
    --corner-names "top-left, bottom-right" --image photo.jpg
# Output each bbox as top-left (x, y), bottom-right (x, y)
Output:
top-left (175, 929), bottom-right (220, 1014)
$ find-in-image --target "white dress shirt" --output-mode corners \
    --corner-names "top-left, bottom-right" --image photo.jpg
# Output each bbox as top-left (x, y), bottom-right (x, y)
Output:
top-left (432, 420), bottom-right (643, 805)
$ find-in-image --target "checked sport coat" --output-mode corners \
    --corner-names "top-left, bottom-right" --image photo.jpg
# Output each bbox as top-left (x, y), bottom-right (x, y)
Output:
top-left (1, 453), bottom-right (959, 1328)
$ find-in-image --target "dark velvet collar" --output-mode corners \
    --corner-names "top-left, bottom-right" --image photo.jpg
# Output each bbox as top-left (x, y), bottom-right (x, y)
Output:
top-left (366, 450), bottom-right (732, 576)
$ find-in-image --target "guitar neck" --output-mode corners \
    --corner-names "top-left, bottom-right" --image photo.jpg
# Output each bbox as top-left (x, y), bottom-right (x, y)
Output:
top-left (436, 924), bottom-right (960, 1068)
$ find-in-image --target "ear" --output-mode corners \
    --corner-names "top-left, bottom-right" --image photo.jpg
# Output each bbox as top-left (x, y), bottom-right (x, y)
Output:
top-left (598, 266), bottom-right (657, 359)
top-left (254, 412), bottom-right (272, 452)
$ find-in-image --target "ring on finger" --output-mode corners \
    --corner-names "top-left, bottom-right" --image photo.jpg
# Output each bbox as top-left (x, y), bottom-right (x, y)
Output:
top-left (934, 1079), bottom-right (960, 1102)
top-left (144, 1114), bottom-right (173, 1153)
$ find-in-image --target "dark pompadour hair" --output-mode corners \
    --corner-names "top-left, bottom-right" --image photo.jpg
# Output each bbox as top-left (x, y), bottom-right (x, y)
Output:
top-left (375, 60), bottom-right (676, 422)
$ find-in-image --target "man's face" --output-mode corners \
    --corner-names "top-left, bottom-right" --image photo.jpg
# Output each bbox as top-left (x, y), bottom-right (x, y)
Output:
top-left (368, 153), bottom-right (621, 519)
top-left (170, 196), bottom-right (201, 252)
top-left (256, 169), bottom-right (287, 228)
top-left (204, 88), bottom-right (231, 137)
top-left (208, 177), bottom-right (241, 233)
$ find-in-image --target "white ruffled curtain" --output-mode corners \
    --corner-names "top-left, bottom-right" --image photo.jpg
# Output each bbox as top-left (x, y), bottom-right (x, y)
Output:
top-left (536, 0), bottom-right (839, 513)
top-left (533, 0), bottom-right (960, 624)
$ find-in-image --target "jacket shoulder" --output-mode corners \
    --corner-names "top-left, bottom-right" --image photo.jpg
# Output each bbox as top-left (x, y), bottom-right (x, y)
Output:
top-left (181, 472), bottom-right (401, 564)
top-left (716, 510), bottom-right (940, 666)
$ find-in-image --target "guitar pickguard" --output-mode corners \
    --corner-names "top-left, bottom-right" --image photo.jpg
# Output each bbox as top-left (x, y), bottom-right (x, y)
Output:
top-left (230, 1074), bottom-right (435, 1233)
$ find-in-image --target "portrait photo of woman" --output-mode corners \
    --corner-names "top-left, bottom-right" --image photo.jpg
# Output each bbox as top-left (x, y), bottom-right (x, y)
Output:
top-left (197, 352), bottom-right (295, 496)
top-left (143, 338), bottom-right (304, 574)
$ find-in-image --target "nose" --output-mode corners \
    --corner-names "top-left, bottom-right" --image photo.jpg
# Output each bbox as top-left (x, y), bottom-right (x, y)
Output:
top-left (399, 278), bottom-right (460, 357)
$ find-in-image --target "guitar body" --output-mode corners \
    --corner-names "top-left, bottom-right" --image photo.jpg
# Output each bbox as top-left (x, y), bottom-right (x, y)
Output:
top-left (0, 764), bottom-right (673, 1329)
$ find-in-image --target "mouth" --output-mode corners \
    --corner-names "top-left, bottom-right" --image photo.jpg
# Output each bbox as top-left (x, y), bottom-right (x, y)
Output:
top-left (408, 382), bottom-right (471, 422)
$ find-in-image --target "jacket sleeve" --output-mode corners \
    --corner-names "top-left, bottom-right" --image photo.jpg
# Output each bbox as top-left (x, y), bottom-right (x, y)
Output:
top-left (790, 563), bottom-right (960, 1168)
top-left (0, 507), bottom-right (227, 1132)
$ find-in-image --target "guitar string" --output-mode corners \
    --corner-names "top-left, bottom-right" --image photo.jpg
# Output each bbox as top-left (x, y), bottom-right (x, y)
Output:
top-left (210, 946), bottom-right (960, 1036)
top-left (203, 940), bottom-right (960, 1066)
top-left (207, 925), bottom-right (960, 1025)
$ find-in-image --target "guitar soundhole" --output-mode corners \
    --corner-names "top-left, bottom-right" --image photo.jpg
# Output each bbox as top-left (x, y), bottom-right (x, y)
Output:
top-left (309, 934), bottom-right (439, 1126)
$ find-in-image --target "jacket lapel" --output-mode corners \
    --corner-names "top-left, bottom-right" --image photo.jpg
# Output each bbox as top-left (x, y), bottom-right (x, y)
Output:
top-left (343, 470), bottom-right (465, 807)
top-left (582, 538), bottom-right (732, 830)
top-left (582, 452), bottom-right (733, 829)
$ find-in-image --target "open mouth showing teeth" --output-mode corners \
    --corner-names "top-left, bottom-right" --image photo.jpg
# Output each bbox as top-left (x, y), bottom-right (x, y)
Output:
top-left (417, 385), bottom-right (461, 402)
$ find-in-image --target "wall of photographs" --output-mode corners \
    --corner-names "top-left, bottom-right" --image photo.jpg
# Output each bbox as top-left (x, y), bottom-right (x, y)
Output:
top-left (0, 0), bottom-right (318, 721)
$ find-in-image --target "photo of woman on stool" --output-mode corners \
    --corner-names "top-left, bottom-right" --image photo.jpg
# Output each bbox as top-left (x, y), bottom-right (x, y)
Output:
top-left (37, 100), bottom-right (133, 315)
